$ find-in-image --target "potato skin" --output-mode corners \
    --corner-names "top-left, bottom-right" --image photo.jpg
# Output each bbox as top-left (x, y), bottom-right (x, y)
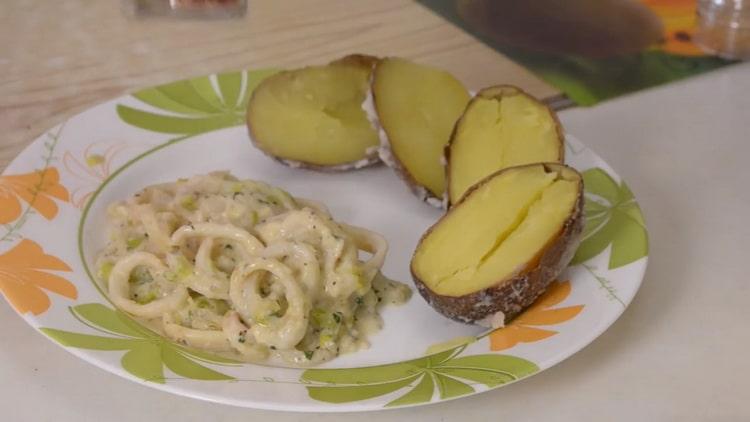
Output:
top-left (411, 163), bottom-right (585, 324)
top-left (246, 54), bottom-right (382, 172)
top-left (248, 145), bottom-right (381, 173)
top-left (444, 85), bottom-right (565, 207)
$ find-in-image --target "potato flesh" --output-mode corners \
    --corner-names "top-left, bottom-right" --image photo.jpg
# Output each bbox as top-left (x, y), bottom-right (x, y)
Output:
top-left (470, 179), bottom-right (577, 292)
top-left (448, 94), bottom-right (561, 204)
top-left (413, 166), bottom-right (555, 290)
top-left (374, 58), bottom-right (470, 197)
top-left (248, 64), bottom-right (379, 166)
top-left (413, 166), bottom-right (579, 297)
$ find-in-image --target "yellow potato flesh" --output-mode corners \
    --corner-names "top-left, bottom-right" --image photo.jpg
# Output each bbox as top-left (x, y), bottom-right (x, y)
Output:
top-left (374, 58), bottom-right (470, 197)
top-left (413, 166), bottom-right (579, 297)
top-left (448, 94), bottom-right (561, 204)
top-left (248, 64), bottom-right (379, 166)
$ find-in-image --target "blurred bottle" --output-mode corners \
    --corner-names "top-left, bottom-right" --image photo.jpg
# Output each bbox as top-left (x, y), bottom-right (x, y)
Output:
top-left (696, 0), bottom-right (750, 59)
top-left (122, 0), bottom-right (247, 19)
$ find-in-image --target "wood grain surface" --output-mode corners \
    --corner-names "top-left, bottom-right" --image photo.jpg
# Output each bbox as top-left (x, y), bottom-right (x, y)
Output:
top-left (0, 0), bottom-right (557, 171)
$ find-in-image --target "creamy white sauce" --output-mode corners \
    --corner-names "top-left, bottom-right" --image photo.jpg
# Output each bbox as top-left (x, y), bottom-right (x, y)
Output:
top-left (96, 172), bottom-right (410, 366)
top-left (476, 311), bottom-right (506, 329)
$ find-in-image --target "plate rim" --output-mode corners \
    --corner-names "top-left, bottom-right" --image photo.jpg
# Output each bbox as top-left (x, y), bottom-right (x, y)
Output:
top-left (0, 70), bottom-right (649, 412)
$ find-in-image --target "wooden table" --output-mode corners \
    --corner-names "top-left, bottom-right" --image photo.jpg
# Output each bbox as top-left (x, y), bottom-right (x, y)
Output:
top-left (3, 1), bottom-right (750, 421)
top-left (0, 0), bottom-right (556, 171)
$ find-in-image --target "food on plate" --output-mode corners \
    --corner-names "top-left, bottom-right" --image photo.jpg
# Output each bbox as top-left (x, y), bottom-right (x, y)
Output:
top-left (244, 55), bottom-right (581, 328)
top-left (95, 172), bottom-right (411, 365)
top-left (410, 163), bottom-right (584, 325)
top-left (246, 54), bottom-right (381, 170)
top-left (446, 85), bottom-right (564, 206)
top-left (371, 57), bottom-right (470, 206)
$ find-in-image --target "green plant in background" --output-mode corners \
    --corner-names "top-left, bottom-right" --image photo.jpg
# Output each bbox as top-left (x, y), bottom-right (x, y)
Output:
top-left (41, 304), bottom-right (238, 383)
top-left (117, 69), bottom-right (277, 134)
top-left (301, 345), bottom-right (538, 407)
top-left (571, 168), bottom-right (648, 269)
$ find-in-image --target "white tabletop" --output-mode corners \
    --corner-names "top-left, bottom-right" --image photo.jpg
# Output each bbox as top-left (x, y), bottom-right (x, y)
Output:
top-left (1, 62), bottom-right (749, 421)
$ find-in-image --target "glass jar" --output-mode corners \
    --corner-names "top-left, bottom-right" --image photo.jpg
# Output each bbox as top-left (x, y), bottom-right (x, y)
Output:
top-left (696, 0), bottom-right (750, 59)
top-left (122, 0), bottom-right (247, 19)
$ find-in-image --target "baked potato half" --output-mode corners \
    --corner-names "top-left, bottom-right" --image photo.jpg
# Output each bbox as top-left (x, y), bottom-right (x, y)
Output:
top-left (411, 163), bottom-right (584, 325)
top-left (246, 54), bottom-right (381, 171)
top-left (446, 85), bottom-right (564, 206)
top-left (372, 57), bottom-right (470, 207)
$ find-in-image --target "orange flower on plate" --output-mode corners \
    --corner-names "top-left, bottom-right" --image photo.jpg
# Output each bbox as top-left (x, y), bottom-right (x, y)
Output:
top-left (641, 0), bottom-right (705, 56)
top-left (62, 142), bottom-right (129, 209)
top-left (490, 280), bottom-right (584, 351)
top-left (0, 239), bottom-right (77, 315)
top-left (0, 168), bottom-right (70, 224)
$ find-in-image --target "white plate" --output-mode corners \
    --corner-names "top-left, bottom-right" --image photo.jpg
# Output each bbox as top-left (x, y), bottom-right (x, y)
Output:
top-left (0, 70), bottom-right (648, 411)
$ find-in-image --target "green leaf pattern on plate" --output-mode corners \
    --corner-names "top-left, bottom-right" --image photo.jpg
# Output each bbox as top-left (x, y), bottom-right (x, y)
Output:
top-left (571, 168), bottom-right (649, 269)
top-left (301, 346), bottom-right (538, 407)
top-left (0, 58), bottom-right (651, 410)
top-left (40, 304), bottom-right (237, 383)
top-left (117, 69), bottom-right (278, 135)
